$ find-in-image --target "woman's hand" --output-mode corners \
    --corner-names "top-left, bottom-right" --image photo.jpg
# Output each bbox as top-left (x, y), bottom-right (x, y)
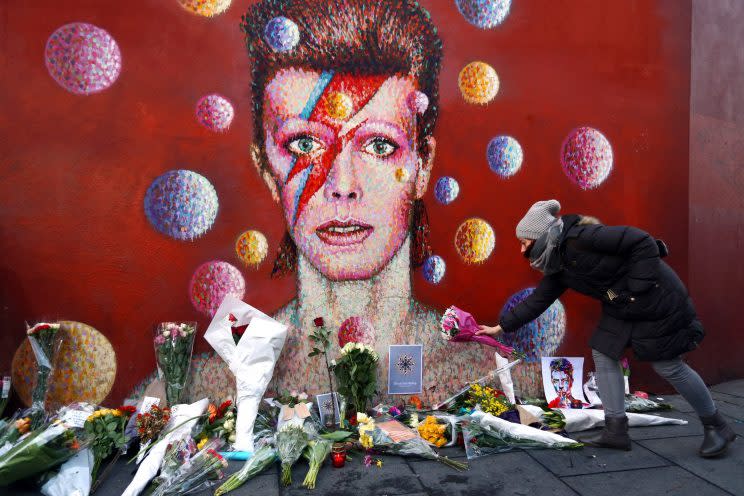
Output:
top-left (476, 324), bottom-right (503, 337)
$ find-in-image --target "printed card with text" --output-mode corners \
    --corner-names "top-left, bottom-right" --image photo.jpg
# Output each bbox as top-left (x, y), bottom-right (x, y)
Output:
top-left (388, 344), bottom-right (423, 395)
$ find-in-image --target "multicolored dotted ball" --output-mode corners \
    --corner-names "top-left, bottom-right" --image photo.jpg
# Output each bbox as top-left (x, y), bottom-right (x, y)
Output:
top-left (196, 94), bottom-right (234, 132)
top-left (144, 170), bottom-right (219, 241)
top-left (264, 16), bottom-right (300, 52)
top-left (189, 260), bottom-right (245, 316)
top-left (178, 0), bottom-right (232, 17)
top-left (423, 255), bottom-right (446, 284)
top-left (45, 23), bottom-right (122, 95)
top-left (499, 288), bottom-right (566, 363)
top-left (455, 218), bottom-right (496, 264)
top-left (434, 176), bottom-right (460, 205)
top-left (338, 316), bottom-right (375, 347)
top-left (561, 127), bottom-right (613, 189)
top-left (235, 230), bottom-right (268, 267)
top-left (458, 61), bottom-right (499, 105)
top-left (456, 0), bottom-right (512, 29)
top-left (325, 92), bottom-right (353, 120)
top-left (487, 135), bottom-right (523, 178)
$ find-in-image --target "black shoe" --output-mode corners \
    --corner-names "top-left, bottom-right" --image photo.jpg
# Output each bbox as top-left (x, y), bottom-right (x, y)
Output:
top-left (699, 410), bottom-right (736, 458)
top-left (577, 415), bottom-right (631, 451)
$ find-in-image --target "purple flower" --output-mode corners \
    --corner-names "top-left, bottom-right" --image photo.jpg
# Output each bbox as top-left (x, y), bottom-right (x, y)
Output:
top-left (154, 334), bottom-right (166, 346)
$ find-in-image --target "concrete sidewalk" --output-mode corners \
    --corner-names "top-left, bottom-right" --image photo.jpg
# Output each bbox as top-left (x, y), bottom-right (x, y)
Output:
top-left (14, 380), bottom-right (744, 495)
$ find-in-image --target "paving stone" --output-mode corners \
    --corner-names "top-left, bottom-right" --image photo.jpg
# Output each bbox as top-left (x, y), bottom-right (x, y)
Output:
top-left (525, 442), bottom-right (670, 476)
top-left (714, 395), bottom-right (744, 421)
top-left (639, 436), bottom-right (744, 495)
top-left (409, 451), bottom-right (578, 496)
top-left (561, 466), bottom-right (732, 495)
top-left (282, 454), bottom-right (425, 496)
top-left (711, 380), bottom-right (744, 398)
top-left (713, 391), bottom-right (744, 408)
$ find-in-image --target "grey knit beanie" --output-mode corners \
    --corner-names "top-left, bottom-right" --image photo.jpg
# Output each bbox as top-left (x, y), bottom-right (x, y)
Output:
top-left (516, 199), bottom-right (562, 240)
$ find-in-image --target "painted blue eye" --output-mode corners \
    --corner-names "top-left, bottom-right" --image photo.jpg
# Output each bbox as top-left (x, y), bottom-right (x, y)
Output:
top-left (287, 136), bottom-right (324, 155)
top-left (364, 137), bottom-right (398, 157)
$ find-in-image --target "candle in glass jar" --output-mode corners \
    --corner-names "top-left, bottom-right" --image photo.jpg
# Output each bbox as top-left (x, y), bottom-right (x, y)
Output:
top-left (331, 443), bottom-right (346, 468)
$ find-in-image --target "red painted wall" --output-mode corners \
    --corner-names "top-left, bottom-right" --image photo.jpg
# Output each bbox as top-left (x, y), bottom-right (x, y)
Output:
top-left (0, 0), bottom-right (693, 403)
top-left (688, 1), bottom-right (744, 385)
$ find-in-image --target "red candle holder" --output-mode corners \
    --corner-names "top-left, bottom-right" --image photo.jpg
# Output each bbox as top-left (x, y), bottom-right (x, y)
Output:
top-left (331, 443), bottom-right (347, 468)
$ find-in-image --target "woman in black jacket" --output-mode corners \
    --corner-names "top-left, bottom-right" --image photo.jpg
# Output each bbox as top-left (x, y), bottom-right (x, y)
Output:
top-left (477, 199), bottom-right (736, 457)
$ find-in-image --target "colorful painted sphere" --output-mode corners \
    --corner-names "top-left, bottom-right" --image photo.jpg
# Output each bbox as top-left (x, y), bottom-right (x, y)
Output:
top-left (144, 170), bottom-right (219, 241)
top-left (499, 288), bottom-right (566, 363)
top-left (338, 316), bottom-right (375, 347)
top-left (434, 176), bottom-right (460, 205)
top-left (264, 16), bottom-right (300, 52)
top-left (325, 92), bottom-right (353, 120)
top-left (423, 255), bottom-right (446, 284)
top-left (45, 23), bottom-right (121, 95)
top-left (456, 0), bottom-right (512, 29)
top-left (455, 218), bottom-right (495, 264)
top-left (12, 321), bottom-right (116, 408)
top-left (561, 127), bottom-right (613, 189)
top-left (196, 94), bottom-right (234, 132)
top-left (177, 0), bottom-right (231, 17)
top-left (235, 230), bottom-right (268, 267)
top-left (458, 61), bottom-right (499, 104)
top-left (189, 260), bottom-right (246, 316)
top-left (487, 135), bottom-right (523, 178)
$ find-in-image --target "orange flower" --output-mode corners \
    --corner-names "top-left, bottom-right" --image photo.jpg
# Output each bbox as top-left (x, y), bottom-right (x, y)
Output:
top-left (207, 404), bottom-right (217, 423)
top-left (409, 396), bottom-right (423, 410)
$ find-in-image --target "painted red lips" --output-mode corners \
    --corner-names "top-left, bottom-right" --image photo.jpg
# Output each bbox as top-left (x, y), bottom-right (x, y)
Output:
top-left (316, 219), bottom-right (374, 246)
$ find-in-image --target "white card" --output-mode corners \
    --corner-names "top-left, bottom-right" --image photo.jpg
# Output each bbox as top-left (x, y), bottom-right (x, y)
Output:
top-left (1, 377), bottom-right (10, 399)
top-left (140, 396), bottom-right (160, 413)
top-left (63, 409), bottom-right (90, 428)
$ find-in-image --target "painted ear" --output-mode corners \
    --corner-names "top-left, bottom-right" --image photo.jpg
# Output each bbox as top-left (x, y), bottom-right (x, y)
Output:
top-left (414, 136), bottom-right (436, 199)
top-left (251, 143), bottom-right (280, 203)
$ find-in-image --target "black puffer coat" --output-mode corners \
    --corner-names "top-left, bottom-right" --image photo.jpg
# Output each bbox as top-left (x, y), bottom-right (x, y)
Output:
top-left (499, 214), bottom-right (704, 361)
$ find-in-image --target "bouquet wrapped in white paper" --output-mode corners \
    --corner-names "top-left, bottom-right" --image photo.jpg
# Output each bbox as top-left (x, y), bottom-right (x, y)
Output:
top-left (40, 448), bottom-right (94, 496)
top-left (518, 404), bottom-right (688, 432)
top-left (205, 295), bottom-right (288, 453)
top-left (121, 398), bottom-right (209, 496)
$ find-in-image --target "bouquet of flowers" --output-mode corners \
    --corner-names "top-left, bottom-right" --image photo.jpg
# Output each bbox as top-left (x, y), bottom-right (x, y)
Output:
top-left (302, 438), bottom-right (332, 489)
top-left (440, 306), bottom-right (523, 359)
top-left (417, 415), bottom-right (456, 448)
top-left (84, 406), bottom-right (136, 482)
top-left (205, 295), bottom-right (288, 453)
top-left (276, 423), bottom-right (309, 486)
top-left (460, 411), bottom-right (582, 459)
top-left (0, 411), bottom-right (32, 449)
top-left (359, 414), bottom-right (468, 471)
top-left (197, 400), bottom-right (236, 448)
top-left (150, 439), bottom-right (227, 496)
top-left (332, 343), bottom-right (379, 416)
top-left (154, 322), bottom-right (196, 407)
top-left (27, 322), bottom-right (64, 428)
top-left (0, 419), bottom-right (88, 486)
top-left (265, 391), bottom-right (314, 431)
top-left (625, 393), bottom-right (672, 413)
top-left (517, 405), bottom-right (688, 432)
top-left (465, 384), bottom-right (513, 417)
top-left (214, 443), bottom-right (277, 496)
top-left (133, 404), bottom-right (171, 463)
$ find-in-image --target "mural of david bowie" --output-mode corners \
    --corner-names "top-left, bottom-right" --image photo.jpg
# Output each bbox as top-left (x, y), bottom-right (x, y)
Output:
top-left (182, 0), bottom-right (497, 406)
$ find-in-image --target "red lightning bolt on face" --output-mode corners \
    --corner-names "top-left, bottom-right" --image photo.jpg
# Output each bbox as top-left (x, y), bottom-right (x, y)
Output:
top-left (286, 73), bottom-right (390, 225)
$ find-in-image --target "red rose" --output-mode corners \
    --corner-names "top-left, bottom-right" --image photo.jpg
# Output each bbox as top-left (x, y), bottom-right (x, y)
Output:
top-left (228, 313), bottom-right (237, 323)
top-left (232, 324), bottom-right (248, 336)
top-left (119, 405), bottom-right (137, 416)
top-left (217, 400), bottom-right (232, 416)
top-left (313, 317), bottom-right (324, 327)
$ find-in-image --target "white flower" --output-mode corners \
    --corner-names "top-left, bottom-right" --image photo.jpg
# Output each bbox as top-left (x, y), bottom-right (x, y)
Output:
top-left (224, 411), bottom-right (234, 419)
top-left (290, 390), bottom-right (299, 397)
top-left (162, 330), bottom-right (170, 338)
top-left (228, 432), bottom-right (237, 443)
top-left (298, 392), bottom-right (308, 401)
top-left (223, 419), bottom-right (235, 431)
top-left (330, 359), bottom-right (337, 366)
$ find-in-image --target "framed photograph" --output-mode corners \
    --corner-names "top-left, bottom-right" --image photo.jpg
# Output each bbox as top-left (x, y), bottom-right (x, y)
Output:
top-left (315, 392), bottom-right (340, 426)
top-left (541, 356), bottom-right (588, 409)
top-left (388, 344), bottom-right (423, 395)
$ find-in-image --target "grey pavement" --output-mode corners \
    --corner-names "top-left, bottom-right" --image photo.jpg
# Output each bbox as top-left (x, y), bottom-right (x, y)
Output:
top-left (8, 380), bottom-right (744, 495)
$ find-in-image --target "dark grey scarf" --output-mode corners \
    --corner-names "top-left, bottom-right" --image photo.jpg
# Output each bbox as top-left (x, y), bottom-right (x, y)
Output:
top-left (528, 219), bottom-right (564, 275)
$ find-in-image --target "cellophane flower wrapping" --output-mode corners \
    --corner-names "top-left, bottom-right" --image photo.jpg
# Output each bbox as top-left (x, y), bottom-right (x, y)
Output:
top-left (624, 394), bottom-right (672, 412)
top-left (26, 323), bottom-right (64, 428)
top-left (517, 405), bottom-right (688, 432)
top-left (150, 438), bottom-right (227, 496)
top-left (214, 443), bottom-right (277, 496)
top-left (276, 423), bottom-right (309, 486)
top-left (416, 415), bottom-right (457, 448)
top-left (440, 306), bottom-right (518, 358)
top-left (205, 295), bottom-right (288, 453)
top-left (40, 447), bottom-right (94, 496)
top-left (154, 322), bottom-right (197, 407)
top-left (0, 409), bottom-right (92, 487)
top-left (368, 417), bottom-right (468, 471)
top-left (121, 398), bottom-right (209, 496)
top-left (302, 438), bottom-right (332, 489)
top-left (460, 411), bottom-right (582, 459)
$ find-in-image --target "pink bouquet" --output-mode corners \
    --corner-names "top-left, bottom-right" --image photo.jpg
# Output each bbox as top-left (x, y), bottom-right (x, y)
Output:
top-left (440, 306), bottom-right (520, 358)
